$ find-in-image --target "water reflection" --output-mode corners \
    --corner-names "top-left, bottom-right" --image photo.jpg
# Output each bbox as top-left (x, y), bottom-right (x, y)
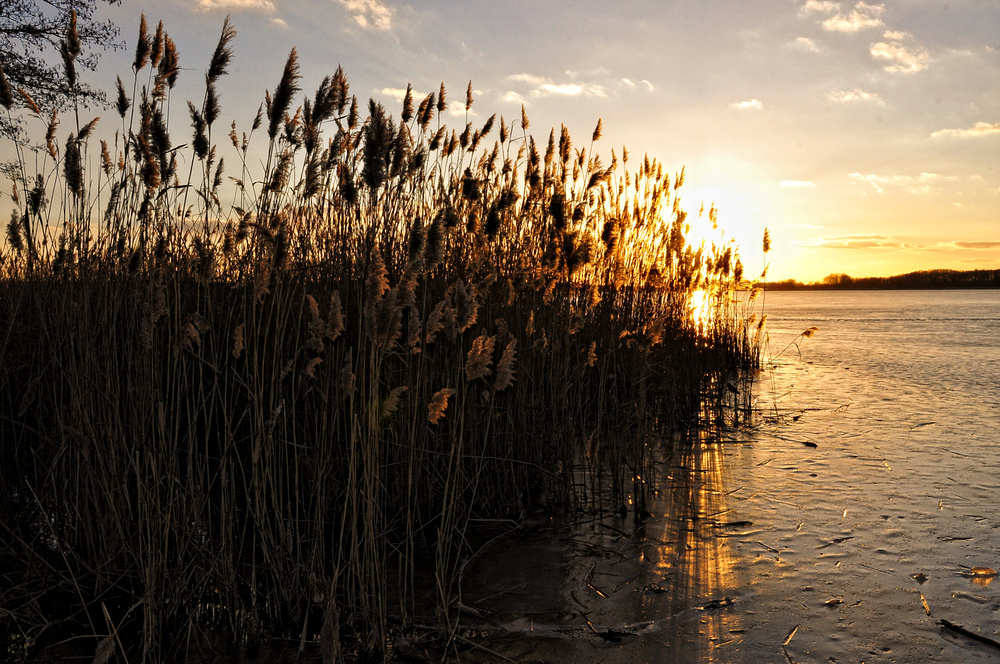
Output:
top-left (644, 434), bottom-right (742, 661)
top-left (457, 432), bottom-right (743, 663)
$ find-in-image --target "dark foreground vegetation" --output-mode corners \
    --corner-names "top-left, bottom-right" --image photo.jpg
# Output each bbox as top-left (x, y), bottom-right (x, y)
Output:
top-left (0, 13), bottom-right (764, 662)
top-left (765, 268), bottom-right (1000, 290)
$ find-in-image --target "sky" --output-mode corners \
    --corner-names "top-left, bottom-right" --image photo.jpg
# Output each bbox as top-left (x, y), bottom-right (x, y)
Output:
top-left (10, 0), bottom-right (1000, 281)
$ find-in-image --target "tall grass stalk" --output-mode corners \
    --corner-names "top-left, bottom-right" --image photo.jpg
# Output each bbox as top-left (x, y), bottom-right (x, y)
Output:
top-left (0, 13), bottom-right (763, 662)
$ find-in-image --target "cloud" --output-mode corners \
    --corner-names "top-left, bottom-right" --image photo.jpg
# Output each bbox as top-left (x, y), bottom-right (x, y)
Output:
top-left (506, 72), bottom-right (634, 100)
top-left (849, 172), bottom-right (889, 193)
top-left (953, 241), bottom-right (1000, 249)
top-left (781, 180), bottom-right (816, 187)
top-left (199, 0), bottom-right (275, 10)
top-left (870, 34), bottom-right (929, 72)
top-left (822, 1), bottom-right (884, 32)
top-left (537, 83), bottom-right (584, 97)
top-left (379, 87), bottom-right (422, 103)
top-left (447, 100), bottom-right (474, 118)
top-left (641, 79), bottom-right (655, 92)
top-left (792, 36), bottom-right (821, 52)
top-left (814, 235), bottom-right (899, 249)
top-left (502, 91), bottom-right (527, 106)
top-left (931, 121), bottom-right (1000, 138)
top-left (882, 29), bottom-right (911, 40)
top-left (800, 0), bottom-right (839, 14)
top-left (334, 0), bottom-right (393, 30)
top-left (507, 73), bottom-right (548, 86)
top-left (730, 99), bottom-right (763, 110)
top-left (827, 88), bottom-right (882, 104)
top-left (848, 171), bottom-right (961, 194)
top-left (270, 17), bottom-right (288, 27)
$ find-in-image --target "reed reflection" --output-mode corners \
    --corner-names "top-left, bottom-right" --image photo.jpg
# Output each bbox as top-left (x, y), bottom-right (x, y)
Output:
top-left (646, 431), bottom-right (742, 661)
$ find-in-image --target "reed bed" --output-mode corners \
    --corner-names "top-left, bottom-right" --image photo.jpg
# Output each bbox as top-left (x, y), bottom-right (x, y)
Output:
top-left (0, 13), bottom-right (764, 662)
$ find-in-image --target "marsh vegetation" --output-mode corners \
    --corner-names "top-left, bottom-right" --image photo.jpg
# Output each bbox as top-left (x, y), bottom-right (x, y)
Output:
top-left (0, 13), bottom-right (765, 662)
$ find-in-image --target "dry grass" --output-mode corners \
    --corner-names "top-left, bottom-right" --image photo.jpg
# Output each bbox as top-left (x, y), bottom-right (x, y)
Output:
top-left (0, 13), bottom-right (765, 662)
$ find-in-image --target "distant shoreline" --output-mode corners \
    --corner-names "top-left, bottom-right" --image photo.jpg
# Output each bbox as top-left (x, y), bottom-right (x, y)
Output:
top-left (761, 268), bottom-right (1000, 291)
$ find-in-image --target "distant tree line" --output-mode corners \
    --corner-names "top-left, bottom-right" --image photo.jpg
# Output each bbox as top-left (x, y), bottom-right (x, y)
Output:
top-left (763, 268), bottom-right (1000, 290)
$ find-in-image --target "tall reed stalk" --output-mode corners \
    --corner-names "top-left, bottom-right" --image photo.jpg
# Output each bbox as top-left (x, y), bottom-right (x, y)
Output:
top-left (0, 13), bottom-right (763, 662)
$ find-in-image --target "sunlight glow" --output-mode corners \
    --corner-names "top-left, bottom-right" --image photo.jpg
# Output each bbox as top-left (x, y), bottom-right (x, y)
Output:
top-left (689, 288), bottom-right (710, 329)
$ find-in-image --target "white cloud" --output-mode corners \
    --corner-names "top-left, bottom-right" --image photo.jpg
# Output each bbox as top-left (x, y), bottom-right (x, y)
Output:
top-left (270, 17), bottom-right (288, 27)
top-left (870, 39), bottom-right (929, 72)
top-left (849, 172), bottom-right (888, 193)
top-left (801, 0), bottom-right (840, 14)
top-left (508, 73), bottom-right (548, 86)
top-left (883, 29), bottom-right (912, 40)
top-left (931, 121), bottom-right (1000, 138)
top-left (793, 36), bottom-right (821, 52)
top-left (335, 0), bottom-right (393, 31)
top-left (447, 100), bottom-right (475, 118)
top-left (536, 83), bottom-right (583, 97)
top-left (730, 99), bottom-right (764, 110)
top-left (199, 0), bottom-right (275, 10)
top-left (827, 88), bottom-right (882, 103)
top-left (502, 91), bottom-right (527, 106)
top-left (506, 73), bottom-right (635, 99)
top-left (641, 79), bottom-right (655, 92)
top-left (822, 1), bottom-right (884, 32)
top-left (781, 180), bottom-right (817, 187)
top-left (379, 87), bottom-right (422, 103)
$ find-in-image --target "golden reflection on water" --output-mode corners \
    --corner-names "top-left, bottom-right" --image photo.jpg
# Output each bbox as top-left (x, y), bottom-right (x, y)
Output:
top-left (654, 434), bottom-right (742, 660)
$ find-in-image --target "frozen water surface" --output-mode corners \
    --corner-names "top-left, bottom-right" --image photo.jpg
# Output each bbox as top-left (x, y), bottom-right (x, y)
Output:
top-left (458, 290), bottom-right (1000, 663)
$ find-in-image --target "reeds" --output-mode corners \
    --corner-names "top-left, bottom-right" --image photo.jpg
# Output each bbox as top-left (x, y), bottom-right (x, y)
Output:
top-left (0, 13), bottom-right (763, 662)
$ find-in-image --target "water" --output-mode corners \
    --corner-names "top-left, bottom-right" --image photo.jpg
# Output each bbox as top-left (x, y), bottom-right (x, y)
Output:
top-left (458, 289), bottom-right (1000, 663)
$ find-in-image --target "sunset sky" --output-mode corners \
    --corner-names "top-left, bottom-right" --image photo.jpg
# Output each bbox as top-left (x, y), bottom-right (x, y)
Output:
top-left (13, 0), bottom-right (1000, 281)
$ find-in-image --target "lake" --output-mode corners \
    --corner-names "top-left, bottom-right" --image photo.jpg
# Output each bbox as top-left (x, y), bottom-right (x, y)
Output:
top-left (458, 289), bottom-right (1000, 663)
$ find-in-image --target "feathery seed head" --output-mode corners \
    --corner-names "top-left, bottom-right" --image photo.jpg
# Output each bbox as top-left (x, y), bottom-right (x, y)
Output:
top-left (150, 21), bottom-right (164, 67)
top-left (64, 134), bottom-right (83, 198)
top-left (465, 333), bottom-right (495, 382)
top-left (495, 339), bottom-right (517, 391)
top-left (19, 89), bottom-right (41, 117)
top-left (424, 298), bottom-right (448, 346)
top-left (401, 83), bottom-right (414, 123)
top-left (6, 211), bottom-right (23, 253)
top-left (427, 388), bottom-right (455, 424)
top-left (208, 16), bottom-right (237, 82)
top-left (304, 357), bottom-right (323, 379)
top-left (327, 291), bottom-right (344, 341)
top-left (232, 323), bottom-right (245, 359)
top-left (45, 110), bottom-right (59, 158)
top-left (115, 76), bottom-right (130, 117)
top-left (340, 356), bottom-right (356, 397)
top-left (60, 11), bottom-right (81, 88)
top-left (267, 48), bottom-right (301, 140)
top-left (417, 92), bottom-right (435, 130)
top-left (454, 280), bottom-right (478, 334)
top-left (381, 386), bottom-right (408, 420)
top-left (133, 14), bottom-right (151, 72)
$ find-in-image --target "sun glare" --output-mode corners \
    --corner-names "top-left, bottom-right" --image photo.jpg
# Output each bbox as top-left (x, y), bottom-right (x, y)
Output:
top-left (689, 288), bottom-right (709, 328)
top-left (682, 159), bottom-right (772, 276)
